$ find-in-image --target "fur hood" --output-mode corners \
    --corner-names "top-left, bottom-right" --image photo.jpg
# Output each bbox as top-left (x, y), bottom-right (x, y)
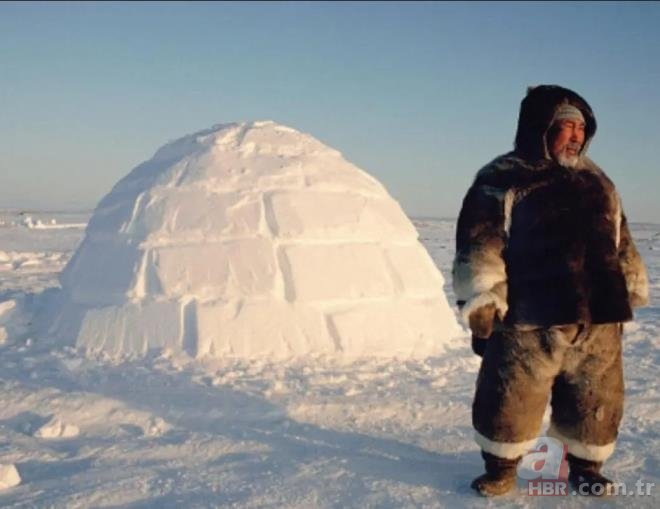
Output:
top-left (514, 85), bottom-right (597, 162)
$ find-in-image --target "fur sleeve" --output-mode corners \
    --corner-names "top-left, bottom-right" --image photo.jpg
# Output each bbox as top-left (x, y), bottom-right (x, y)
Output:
top-left (452, 175), bottom-right (509, 325)
top-left (617, 208), bottom-right (649, 308)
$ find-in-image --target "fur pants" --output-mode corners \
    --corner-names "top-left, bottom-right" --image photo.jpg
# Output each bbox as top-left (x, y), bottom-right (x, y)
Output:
top-left (473, 323), bottom-right (624, 462)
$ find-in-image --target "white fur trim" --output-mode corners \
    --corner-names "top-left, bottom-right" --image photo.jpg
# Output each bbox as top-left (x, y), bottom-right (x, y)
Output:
top-left (460, 291), bottom-right (508, 326)
top-left (503, 188), bottom-right (515, 236)
top-left (628, 265), bottom-right (650, 308)
top-left (614, 195), bottom-right (622, 249)
top-left (547, 423), bottom-right (616, 462)
top-left (452, 260), bottom-right (506, 299)
top-left (474, 430), bottom-right (538, 460)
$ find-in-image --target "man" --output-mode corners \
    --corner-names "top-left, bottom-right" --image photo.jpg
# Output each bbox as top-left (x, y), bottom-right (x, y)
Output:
top-left (452, 85), bottom-right (649, 497)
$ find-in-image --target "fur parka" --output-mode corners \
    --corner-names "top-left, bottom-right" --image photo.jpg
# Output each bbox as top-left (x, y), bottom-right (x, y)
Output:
top-left (452, 85), bottom-right (649, 328)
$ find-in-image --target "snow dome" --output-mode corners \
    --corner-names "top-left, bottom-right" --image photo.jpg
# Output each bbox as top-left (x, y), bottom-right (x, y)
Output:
top-left (50, 121), bottom-right (462, 359)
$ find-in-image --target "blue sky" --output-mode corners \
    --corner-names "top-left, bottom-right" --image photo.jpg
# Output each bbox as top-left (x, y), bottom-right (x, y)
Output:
top-left (1, 1), bottom-right (659, 221)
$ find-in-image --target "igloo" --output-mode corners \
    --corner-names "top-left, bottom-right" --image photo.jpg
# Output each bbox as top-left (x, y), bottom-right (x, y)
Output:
top-left (50, 121), bottom-right (462, 359)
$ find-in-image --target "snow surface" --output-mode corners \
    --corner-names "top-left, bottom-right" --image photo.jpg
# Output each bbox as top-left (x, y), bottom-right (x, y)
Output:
top-left (48, 122), bottom-right (461, 360)
top-left (0, 210), bottom-right (658, 507)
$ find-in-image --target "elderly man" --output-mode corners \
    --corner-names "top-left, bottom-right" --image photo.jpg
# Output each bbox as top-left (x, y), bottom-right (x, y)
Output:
top-left (452, 85), bottom-right (649, 496)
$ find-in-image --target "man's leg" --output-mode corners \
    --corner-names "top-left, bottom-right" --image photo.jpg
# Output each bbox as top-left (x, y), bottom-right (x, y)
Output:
top-left (548, 323), bottom-right (624, 496)
top-left (472, 326), bottom-right (565, 496)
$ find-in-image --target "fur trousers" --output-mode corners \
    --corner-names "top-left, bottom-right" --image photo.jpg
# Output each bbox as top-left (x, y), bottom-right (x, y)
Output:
top-left (473, 323), bottom-right (624, 462)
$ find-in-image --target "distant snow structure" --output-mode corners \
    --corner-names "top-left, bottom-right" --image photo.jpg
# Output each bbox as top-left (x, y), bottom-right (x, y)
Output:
top-left (21, 216), bottom-right (85, 230)
top-left (50, 121), bottom-right (461, 360)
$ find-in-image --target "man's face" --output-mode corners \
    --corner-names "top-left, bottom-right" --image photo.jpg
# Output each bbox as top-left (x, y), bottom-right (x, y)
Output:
top-left (549, 118), bottom-right (586, 168)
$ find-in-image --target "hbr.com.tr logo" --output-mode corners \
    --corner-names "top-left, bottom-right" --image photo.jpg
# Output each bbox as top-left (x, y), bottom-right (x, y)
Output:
top-left (516, 437), bottom-right (655, 496)
top-left (517, 437), bottom-right (569, 496)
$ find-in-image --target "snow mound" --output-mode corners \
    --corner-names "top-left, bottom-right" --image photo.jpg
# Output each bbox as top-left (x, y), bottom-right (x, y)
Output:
top-left (49, 121), bottom-right (461, 360)
top-left (0, 296), bottom-right (34, 345)
top-left (0, 300), bottom-right (16, 319)
top-left (0, 300), bottom-right (18, 344)
top-left (34, 416), bottom-right (80, 439)
top-left (0, 464), bottom-right (21, 491)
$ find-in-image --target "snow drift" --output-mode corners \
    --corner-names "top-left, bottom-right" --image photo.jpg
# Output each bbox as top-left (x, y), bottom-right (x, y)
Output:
top-left (48, 121), bottom-right (461, 359)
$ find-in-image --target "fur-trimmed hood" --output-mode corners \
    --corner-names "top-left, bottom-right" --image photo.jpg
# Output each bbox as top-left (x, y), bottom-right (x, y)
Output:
top-left (514, 85), bottom-right (597, 162)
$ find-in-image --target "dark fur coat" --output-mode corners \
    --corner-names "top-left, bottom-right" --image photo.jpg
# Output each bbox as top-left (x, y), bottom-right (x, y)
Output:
top-left (453, 85), bottom-right (648, 327)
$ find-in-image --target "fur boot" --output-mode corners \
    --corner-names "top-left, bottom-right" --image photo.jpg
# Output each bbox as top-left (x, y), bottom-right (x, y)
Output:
top-left (471, 451), bottom-right (520, 496)
top-left (568, 454), bottom-right (615, 496)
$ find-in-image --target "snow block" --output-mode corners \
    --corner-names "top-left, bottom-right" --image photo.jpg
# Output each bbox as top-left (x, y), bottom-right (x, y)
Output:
top-left (267, 192), bottom-right (417, 241)
top-left (148, 239), bottom-right (278, 299)
top-left (34, 417), bottom-right (80, 439)
top-left (327, 299), bottom-right (459, 358)
top-left (383, 245), bottom-right (446, 297)
top-left (195, 301), bottom-right (332, 359)
top-left (77, 300), bottom-right (183, 357)
top-left (62, 239), bottom-right (142, 306)
top-left (281, 244), bottom-right (395, 301)
top-left (0, 464), bottom-right (21, 491)
top-left (127, 189), bottom-right (264, 242)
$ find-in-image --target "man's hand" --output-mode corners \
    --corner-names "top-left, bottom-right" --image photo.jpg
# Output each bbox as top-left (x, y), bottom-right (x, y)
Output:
top-left (469, 303), bottom-right (497, 339)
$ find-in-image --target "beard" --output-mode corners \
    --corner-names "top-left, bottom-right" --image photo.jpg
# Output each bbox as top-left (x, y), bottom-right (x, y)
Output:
top-left (554, 142), bottom-right (582, 168)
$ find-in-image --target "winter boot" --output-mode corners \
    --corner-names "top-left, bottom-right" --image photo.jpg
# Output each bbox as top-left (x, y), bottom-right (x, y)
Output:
top-left (568, 454), bottom-right (615, 496)
top-left (471, 451), bottom-right (520, 497)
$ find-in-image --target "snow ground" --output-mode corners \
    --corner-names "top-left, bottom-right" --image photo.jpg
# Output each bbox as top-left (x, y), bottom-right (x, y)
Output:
top-left (0, 210), bottom-right (658, 508)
